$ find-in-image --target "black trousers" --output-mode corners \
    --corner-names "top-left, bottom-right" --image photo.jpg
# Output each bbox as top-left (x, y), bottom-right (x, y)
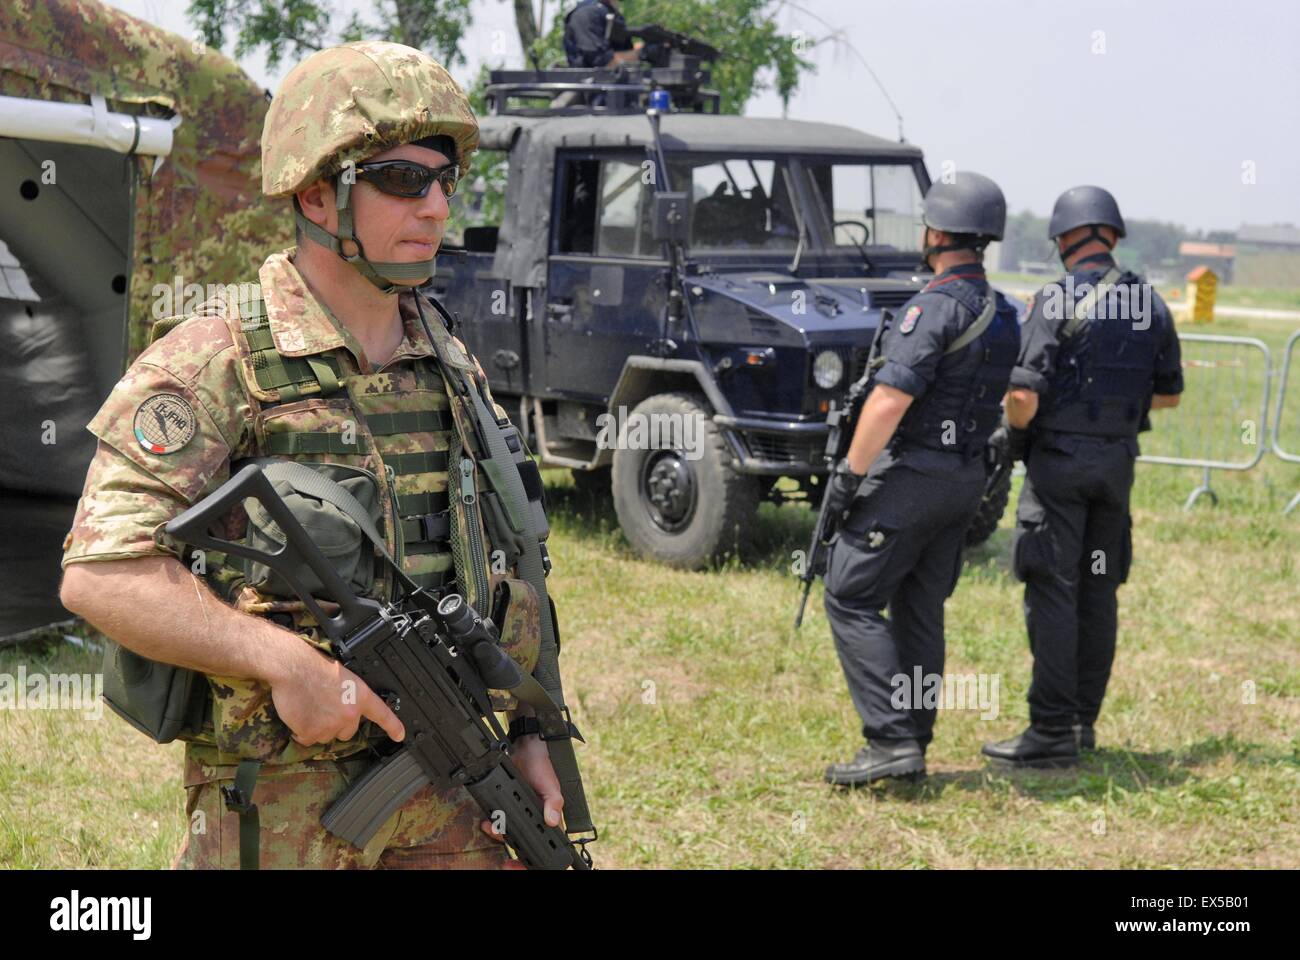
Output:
top-left (822, 449), bottom-right (984, 748)
top-left (1014, 432), bottom-right (1135, 728)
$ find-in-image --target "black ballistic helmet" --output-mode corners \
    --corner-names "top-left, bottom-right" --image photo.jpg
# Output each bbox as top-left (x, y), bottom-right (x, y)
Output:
top-left (922, 171), bottom-right (1007, 241)
top-left (1048, 185), bottom-right (1126, 263)
top-left (1048, 185), bottom-right (1126, 239)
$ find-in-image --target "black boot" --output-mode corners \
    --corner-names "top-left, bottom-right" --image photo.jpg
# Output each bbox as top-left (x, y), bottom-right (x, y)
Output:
top-left (1078, 725), bottom-right (1096, 751)
top-left (825, 739), bottom-right (925, 786)
top-left (981, 725), bottom-right (1079, 768)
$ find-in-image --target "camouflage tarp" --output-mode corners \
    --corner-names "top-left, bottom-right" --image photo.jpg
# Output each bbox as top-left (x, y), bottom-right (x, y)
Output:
top-left (0, 0), bottom-right (291, 363)
top-left (0, 0), bottom-right (289, 637)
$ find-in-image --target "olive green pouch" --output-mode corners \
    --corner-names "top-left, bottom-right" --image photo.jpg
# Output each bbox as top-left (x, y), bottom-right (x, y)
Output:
top-left (101, 642), bottom-right (209, 744)
top-left (239, 458), bottom-right (384, 599)
top-left (100, 459), bottom-right (385, 745)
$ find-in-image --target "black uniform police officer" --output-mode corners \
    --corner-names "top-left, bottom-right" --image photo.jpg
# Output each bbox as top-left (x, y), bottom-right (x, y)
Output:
top-left (982, 186), bottom-right (1183, 767)
top-left (822, 172), bottom-right (1021, 786)
top-left (563, 0), bottom-right (641, 68)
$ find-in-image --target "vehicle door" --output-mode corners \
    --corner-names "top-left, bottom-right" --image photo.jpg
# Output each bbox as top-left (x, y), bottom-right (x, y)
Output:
top-left (543, 151), bottom-right (668, 402)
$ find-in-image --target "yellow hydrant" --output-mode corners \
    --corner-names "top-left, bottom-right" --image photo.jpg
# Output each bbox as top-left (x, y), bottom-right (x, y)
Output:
top-left (1186, 265), bottom-right (1217, 323)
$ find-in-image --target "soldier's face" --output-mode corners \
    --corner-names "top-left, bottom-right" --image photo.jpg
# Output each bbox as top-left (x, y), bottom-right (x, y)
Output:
top-left (326, 143), bottom-right (453, 275)
top-left (356, 143), bottom-right (452, 268)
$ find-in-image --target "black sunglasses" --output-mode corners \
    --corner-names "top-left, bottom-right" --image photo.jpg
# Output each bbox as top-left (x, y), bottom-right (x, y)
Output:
top-left (353, 160), bottom-right (460, 199)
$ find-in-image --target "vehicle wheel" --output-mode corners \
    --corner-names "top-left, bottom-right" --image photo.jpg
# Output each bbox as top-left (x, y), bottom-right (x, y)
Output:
top-left (964, 462), bottom-right (1012, 548)
top-left (611, 392), bottom-right (758, 569)
top-left (570, 465), bottom-right (610, 500)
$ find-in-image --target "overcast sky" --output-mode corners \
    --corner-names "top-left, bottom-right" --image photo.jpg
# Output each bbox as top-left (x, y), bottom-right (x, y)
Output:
top-left (106, 0), bottom-right (1299, 232)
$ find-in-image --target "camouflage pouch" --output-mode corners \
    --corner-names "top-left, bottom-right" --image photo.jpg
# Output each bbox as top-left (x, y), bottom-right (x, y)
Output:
top-left (487, 577), bottom-right (542, 711)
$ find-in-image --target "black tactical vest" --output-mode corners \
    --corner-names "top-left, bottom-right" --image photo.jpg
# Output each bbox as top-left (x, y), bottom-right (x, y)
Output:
top-left (1036, 266), bottom-right (1161, 438)
top-left (893, 278), bottom-right (1020, 459)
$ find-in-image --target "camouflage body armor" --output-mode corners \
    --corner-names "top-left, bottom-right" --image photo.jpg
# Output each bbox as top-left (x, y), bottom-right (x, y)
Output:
top-left (155, 285), bottom-right (537, 767)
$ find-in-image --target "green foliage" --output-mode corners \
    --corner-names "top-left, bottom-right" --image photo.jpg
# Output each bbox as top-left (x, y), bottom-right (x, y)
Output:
top-left (533, 0), bottom-right (815, 114)
top-left (1002, 209), bottom-right (1237, 275)
top-left (187, 0), bottom-right (814, 115)
top-left (187, 0), bottom-right (474, 69)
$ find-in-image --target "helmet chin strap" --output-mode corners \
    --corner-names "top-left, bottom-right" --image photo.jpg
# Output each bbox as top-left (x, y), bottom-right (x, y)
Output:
top-left (923, 228), bottom-right (987, 269)
top-left (293, 174), bottom-right (437, 294)
top-left (1058, 225), bottom-right (1115, 266)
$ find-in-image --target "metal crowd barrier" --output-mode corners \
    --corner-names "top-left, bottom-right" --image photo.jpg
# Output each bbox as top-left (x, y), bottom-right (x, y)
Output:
top-left (1136, 333), bottom-right (1273, 510)
top-left (1270, 329), bottom-right (1300, 515)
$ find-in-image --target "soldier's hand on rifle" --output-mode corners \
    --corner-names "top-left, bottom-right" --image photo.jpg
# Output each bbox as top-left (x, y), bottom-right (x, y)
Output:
top-left (480, 732), bottom-right (565, 862)
top-left (824, 458), bottom-right (864, 521)
top-left (269, 638), bottom-right (406, 747)
top-left (989, 419), bottom-right (1028, 462)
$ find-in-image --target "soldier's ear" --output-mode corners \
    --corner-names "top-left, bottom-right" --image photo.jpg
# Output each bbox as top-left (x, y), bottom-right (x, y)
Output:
top-left (296, 178), bottom-right (334, 228)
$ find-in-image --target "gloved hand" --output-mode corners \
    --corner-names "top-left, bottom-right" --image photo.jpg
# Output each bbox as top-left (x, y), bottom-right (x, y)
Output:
top-left (822, 459), bottom-right (864, 520)
top-left (989, 420), bottom-right (1029, 463)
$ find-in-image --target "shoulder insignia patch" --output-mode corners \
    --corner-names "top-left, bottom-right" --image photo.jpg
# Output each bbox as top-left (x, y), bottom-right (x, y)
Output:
top-left (133, 393), bottom-right (197, 454)
top-left (899, 304), bottom-right (922, 335)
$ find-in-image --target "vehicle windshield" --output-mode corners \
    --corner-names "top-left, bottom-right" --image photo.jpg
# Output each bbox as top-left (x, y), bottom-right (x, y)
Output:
top-left (802, 159), bottom-right (925, 253)
top-left (665, 155), bottom-right (925, 255)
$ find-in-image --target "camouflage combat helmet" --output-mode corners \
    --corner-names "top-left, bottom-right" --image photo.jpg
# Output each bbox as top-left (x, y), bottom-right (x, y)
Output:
top-left (262, 41), bottom-right (479, 292)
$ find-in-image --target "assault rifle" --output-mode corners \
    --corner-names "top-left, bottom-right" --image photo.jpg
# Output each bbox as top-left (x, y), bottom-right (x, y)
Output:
top-left (983, 425), bottom-right (1015, 507)
top-left (794, 370), bottom-right (874, 629)
top-left (166, 462), bottom-right (591, 870)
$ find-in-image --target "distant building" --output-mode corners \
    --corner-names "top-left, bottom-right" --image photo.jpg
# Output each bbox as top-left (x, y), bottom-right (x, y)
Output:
top-left (1016, 259), bottom-right (1056, 276)
top-left (1178, 240), bottom-right (1235, 284)
top-left (1234, 224), bottom-right (1300, 287)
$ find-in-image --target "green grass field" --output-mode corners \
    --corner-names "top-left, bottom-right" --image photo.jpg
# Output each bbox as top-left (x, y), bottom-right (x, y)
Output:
top-left (2, 319), bottom-right (1297, 870)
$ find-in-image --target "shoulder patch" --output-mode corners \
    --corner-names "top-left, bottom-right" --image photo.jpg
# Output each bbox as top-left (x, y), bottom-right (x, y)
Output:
top-left (133, 393), bottom-right (197, 454)
top-left (899, 305), bottom-right (922, 334)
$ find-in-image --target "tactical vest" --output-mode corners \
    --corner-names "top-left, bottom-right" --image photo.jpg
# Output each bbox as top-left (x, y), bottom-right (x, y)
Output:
top-left (224, 290), bottom-right (467, 599)
top-left (149, 288), bottom-right (502, 762)
top-left (1036, 265), bottom-right (1161, 438)
top-left (891, 278), bottom-right (1020, 459)
top-left (134, 289), bottom-right (594, 854)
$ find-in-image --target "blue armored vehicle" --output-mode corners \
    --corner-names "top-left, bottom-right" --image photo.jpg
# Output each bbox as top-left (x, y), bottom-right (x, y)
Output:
top-left (431, 58), bottom-right (1010, 568)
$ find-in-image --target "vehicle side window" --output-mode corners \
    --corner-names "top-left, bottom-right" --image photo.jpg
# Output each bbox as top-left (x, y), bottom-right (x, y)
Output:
top-left (557, 156), bottom-right (654, 258)
top-left (680, 158), bottom-right (797, 251)
top-left (595, 160), bottom-right (653, 257)
top-left (445, 148), bottom-right (506, 252)
top-left (559, 159), bottom-right (599, 254)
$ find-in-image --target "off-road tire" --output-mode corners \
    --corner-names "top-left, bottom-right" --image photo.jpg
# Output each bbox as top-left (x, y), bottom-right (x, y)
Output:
top-left (611, 392), bottom-right (759, 569)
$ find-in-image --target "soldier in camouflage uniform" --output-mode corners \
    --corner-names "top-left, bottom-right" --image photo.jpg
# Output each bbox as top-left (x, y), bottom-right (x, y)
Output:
top-left (59, 41), bottom-right (569, 869)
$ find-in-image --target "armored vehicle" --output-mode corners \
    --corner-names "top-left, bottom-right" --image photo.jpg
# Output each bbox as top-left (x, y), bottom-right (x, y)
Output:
top-left (433, 57), bottom-right (1012, 568)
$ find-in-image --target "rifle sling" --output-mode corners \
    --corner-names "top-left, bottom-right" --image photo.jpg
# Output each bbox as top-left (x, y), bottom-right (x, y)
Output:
top-left (415, 296), bottom-right (595, 839)
top-left (944, 289), bottom-right (999, 355)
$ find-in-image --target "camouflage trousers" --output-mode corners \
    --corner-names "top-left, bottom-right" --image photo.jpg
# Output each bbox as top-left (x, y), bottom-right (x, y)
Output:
top-left (172, 749), bottom-right (509, 870)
